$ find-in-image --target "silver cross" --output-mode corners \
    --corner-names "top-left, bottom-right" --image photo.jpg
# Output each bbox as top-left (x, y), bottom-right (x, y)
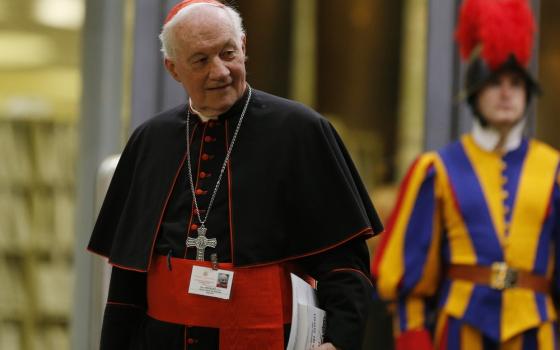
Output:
top-left (186, 226), bottom-right (217, 261)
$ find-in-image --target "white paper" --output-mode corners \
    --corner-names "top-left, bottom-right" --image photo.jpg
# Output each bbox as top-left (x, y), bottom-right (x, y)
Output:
top-left (286, 274), bottom-right (326, 350)
top-left (306, 304), bottom-right (326, 348)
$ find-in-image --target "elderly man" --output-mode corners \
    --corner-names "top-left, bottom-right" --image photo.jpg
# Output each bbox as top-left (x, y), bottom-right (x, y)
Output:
top-left (88, 1), bottom-right (383, 349)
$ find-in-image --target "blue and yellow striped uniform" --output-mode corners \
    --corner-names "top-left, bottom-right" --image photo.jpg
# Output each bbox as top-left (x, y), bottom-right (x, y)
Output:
top-left (373, 135), bottom-right (560, 349)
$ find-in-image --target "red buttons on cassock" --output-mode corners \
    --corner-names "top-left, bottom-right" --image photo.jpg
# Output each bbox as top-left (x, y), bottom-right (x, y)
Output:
top-left (187, 338), bottom-right (196, 344)
top-left (201, 154), bottom-right (210, 161)
top-left (195, 189), bottom-right (204, 195)
top-left (199, 172), bottom-right (207, 179)
top-left (204, 136), bottom-right (213, 143)
top-left (190, 224), bottom-right (198, 231)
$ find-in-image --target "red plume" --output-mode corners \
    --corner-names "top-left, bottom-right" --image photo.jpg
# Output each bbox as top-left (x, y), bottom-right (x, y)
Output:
top-left (455, 0), bottom-right (536, 69)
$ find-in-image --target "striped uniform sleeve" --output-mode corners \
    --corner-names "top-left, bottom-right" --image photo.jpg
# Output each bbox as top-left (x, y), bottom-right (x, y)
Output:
top-left (553, 167), bottom-right (560, 296)
top-left (372, 153), bottom-right (443, 347)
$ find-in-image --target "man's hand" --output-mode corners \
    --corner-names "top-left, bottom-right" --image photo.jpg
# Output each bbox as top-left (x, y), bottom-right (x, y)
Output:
top-left (314, 343), bottom-right (339, 350)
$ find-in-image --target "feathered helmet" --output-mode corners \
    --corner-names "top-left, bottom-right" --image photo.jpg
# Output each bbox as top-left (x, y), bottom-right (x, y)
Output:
top-left (455, 0), bottom-right (541, 104)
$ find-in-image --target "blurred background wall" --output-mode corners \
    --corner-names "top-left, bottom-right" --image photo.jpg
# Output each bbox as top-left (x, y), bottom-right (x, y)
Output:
top-left (0, 0), bottom-right (559, 349)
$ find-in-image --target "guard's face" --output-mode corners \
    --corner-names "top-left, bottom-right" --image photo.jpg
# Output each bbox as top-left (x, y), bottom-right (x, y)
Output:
top-left (477, 72), bottom-right (527, 131)
top-left (165, 6), bottom-right (246, 117)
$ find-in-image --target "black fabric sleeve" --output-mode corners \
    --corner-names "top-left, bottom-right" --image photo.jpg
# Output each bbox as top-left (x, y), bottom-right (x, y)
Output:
top-left (297, 238), bottom-right (374, 350)
top-left (87, 123), bottom-right (146, 261)
top-left (100, 267), bottom-right (147, 350)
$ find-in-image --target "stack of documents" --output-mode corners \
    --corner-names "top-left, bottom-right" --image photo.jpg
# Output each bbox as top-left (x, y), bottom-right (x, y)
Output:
top-left (286, 274), bottom-right (326, 350)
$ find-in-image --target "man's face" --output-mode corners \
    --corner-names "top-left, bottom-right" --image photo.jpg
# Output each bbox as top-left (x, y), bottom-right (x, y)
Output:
top-left (217, 273), bottom-right (229, 288)
top-left (477, 71), bottom-right (527, 131)
top-left (164, 6), bottom-right (247, 117)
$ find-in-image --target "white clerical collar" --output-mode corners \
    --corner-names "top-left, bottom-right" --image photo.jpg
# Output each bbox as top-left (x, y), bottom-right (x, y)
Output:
top-left (471, 119), bottom-right (526, 152)
top-left (189, 99), bottom-right (219, 122)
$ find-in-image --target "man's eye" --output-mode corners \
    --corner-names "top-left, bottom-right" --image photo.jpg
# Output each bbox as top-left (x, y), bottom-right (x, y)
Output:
top-left (223, 50), bottom-right (236, 59)
top-left (511, 77), bottom-right (524, 87)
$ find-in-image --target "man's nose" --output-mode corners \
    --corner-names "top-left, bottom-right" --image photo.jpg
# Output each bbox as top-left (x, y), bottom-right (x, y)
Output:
top-left (209, 58), bottom-right (229, 80)
top-left (500, 83), bottom-right (514, 98)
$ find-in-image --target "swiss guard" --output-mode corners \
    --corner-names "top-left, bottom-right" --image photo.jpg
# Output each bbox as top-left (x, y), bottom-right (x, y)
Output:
top-left (373, 0), bottom-right (560, 349)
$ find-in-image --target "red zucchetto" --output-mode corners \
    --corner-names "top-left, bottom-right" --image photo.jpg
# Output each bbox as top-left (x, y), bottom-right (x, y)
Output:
top-left (164, 0), bottom-right (224, 25)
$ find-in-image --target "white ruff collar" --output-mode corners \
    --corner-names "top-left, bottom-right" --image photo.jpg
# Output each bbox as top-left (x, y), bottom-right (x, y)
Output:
top-left (471, 119), bottom-right (526, 152)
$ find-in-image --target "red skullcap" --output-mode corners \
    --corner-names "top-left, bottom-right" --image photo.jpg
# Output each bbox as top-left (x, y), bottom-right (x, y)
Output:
top-left (164, 0), bottom-right (224, 25)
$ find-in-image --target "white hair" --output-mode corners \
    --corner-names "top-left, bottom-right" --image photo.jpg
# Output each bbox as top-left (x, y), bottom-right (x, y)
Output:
top-left (159, 3), bottom-right (245, 60)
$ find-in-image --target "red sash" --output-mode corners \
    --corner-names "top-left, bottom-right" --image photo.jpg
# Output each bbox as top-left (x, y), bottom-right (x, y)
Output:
top-left (147, 255), bottom-right (293, 349)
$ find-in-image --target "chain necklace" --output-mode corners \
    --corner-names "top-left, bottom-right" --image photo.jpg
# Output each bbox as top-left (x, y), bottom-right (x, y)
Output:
top-left (185, 86), bottom-right (252, 254)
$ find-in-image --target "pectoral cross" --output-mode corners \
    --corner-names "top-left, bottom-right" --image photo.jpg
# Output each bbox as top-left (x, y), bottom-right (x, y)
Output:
top-left (186, 226), bottom-right (217, 261)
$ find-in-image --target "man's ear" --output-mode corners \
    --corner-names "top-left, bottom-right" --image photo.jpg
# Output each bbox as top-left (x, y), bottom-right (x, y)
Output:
top-left (241, 35), bottom-right (246, 55)
top-left (164, 58), bottom-right (180, 82)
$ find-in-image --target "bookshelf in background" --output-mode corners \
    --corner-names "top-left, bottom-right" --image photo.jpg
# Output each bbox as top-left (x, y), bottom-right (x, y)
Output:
top-left (0, 117), bottom-right (76, 350)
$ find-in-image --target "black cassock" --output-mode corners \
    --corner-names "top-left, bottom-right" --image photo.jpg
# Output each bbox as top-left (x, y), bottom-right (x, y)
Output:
top-left (89, 88), bottom-right (383, 350)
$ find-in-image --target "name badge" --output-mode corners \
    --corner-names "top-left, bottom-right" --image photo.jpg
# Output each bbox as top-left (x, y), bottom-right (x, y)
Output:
top-left (188, 266), bottom-right (234, 300)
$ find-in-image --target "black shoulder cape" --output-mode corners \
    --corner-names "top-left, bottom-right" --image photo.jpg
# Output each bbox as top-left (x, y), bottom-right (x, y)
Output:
top-left (88, 89), bottom-right (383, 271)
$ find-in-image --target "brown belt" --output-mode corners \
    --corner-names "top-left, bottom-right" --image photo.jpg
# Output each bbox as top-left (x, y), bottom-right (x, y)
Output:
top-left (447, 263), bottom-right (550, 294)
